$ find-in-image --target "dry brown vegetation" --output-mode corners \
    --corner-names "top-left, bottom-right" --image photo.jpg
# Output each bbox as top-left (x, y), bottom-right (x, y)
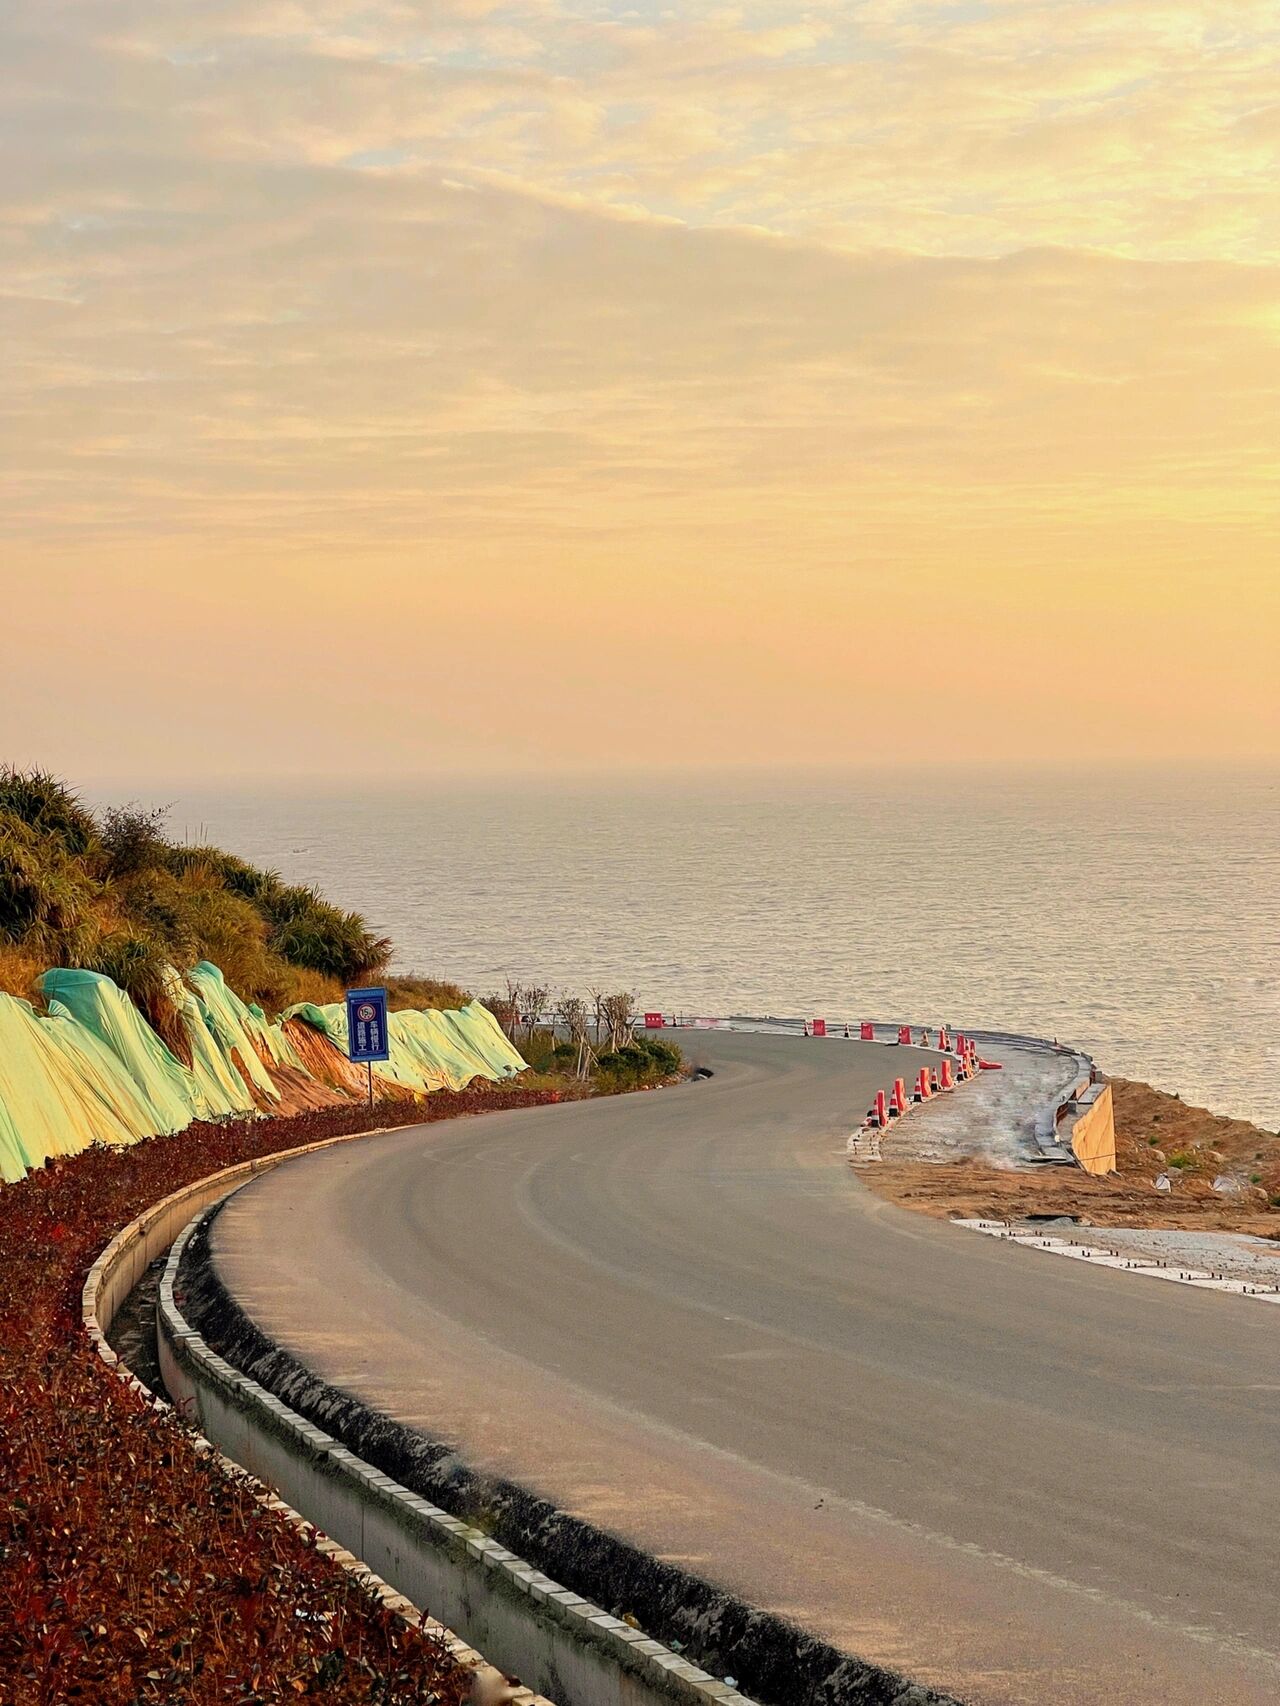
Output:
top-left (384, 975), bottom-right (473, 1012)
top-left (0, 769), bottom-right (392, 1027)
top-left (0, 1093), bottom-right (579, 1705)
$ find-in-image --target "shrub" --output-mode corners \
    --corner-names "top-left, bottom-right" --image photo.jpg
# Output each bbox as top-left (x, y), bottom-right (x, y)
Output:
top-left (0, 770), bottom-right (401, 1024)
top-left (276, 965), bottom-right (346, 1009)
top-left (0, 941), bottom-right (43, 1001)
top-left (386, 975), bottom-right (471, 1012)
top-left (638, 1036), bottom-right (682, 1077)
top-left (269, 901), bottom-right (391, 985)
top-left (595, 1036), bottom-right (682, 1088)
top-left (99, 801), bottom-right (171, 878)
top-left (90, 927), bottom-right (181, 1028)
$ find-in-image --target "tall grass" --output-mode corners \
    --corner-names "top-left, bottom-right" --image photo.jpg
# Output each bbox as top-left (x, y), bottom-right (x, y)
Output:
top-left (0, 768), bottom-right (391, 1019)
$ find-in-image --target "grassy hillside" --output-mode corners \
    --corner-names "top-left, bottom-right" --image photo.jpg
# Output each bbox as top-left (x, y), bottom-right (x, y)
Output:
top-left (0, 768), bottom-right (395, 1033)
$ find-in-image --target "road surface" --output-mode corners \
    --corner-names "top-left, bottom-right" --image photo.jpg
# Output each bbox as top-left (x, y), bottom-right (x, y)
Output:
top-left (212, 1032), bottom-right (1280, 1705)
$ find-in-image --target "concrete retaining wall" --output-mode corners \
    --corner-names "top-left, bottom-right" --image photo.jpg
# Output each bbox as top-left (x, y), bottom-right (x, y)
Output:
top-left (1065, 1082), bottom-right (1117, 1175)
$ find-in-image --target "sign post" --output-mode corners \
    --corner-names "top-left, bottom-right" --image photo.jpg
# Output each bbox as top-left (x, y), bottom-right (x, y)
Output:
top-left (346, 986), bottom-right (390, 1110)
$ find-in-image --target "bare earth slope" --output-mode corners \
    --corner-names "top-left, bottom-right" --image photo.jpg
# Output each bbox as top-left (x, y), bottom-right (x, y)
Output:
top-left (869, 1076), bottom-right (1280, 1233)
top-left (212, 1032), bottom-right (1280, 1706)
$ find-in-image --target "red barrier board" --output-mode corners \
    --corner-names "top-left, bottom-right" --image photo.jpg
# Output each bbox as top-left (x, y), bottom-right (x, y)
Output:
top-left (811, 1018), bottom-right (827, 1037)
top-left (643, 1012), bottom-right (664, 1028)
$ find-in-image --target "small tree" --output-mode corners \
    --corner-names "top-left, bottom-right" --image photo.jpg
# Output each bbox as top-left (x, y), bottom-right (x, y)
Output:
top-left (483, 991), bottom-right (518, 1037)
top-left (503, 978), bottom-right (524, 1040)
top-left (560, 993), bottom-right (594, 1079)
top-left (522, 983), bottom-right (550, 1045)
top-left (600, 991), bottom-right (636, 1052)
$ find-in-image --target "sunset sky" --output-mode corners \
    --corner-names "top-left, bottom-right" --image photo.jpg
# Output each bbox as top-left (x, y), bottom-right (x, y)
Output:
top-left (3, 1), bottom-right (1278, 777)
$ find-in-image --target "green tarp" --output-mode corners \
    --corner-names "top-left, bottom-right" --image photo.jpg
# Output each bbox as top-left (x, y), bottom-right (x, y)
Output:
top-left (37, 968), bottom-right (200, 1134)
top-left (188, 963), bottom-right (281, 1105)
top-left (0, 969), bottom-right (527, 1184)
top-left (281, 998), bottom-right (527, 1094)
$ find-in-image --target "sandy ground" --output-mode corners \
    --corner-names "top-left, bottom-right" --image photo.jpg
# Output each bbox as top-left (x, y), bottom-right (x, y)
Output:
top-left (860, 1072), bottom-right (1280, 1238)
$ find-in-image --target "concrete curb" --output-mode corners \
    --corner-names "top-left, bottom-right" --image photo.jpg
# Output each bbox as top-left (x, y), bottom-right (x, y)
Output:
top-left (83, 1123), bottom-right (407, 1362)
top-left (159, 1203), bottom-right (758, 1706)
top-left (953, 1218), bottom-right (1280, 1302)
top-left (81, 1122), bottom-right (552, 1705)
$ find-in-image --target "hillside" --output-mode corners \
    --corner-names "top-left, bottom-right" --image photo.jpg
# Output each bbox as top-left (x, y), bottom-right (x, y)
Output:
top-left (0, 768), bottom-right (398, 1036)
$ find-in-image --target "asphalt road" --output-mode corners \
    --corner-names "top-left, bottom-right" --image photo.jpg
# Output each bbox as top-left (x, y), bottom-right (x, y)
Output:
top-left (212, 1032), bottom-right (1280, 1706)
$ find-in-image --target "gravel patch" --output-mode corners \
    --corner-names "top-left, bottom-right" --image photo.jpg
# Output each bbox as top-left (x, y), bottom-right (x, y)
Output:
top-left (1015, 1221), bottom-right (1280, 1286)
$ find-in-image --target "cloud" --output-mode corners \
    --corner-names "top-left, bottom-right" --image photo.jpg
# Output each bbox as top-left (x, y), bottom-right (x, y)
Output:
top-left (0, 0), bottom-right (1277, 772)
top-left (7, 0), bottom-right (1278, 260)
top-left (3, 132), bottom-right (1276, 550)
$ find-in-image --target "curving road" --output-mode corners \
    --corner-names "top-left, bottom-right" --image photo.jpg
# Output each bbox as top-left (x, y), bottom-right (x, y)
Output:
top-left (212, 1032), bottom-right (1280, 1706)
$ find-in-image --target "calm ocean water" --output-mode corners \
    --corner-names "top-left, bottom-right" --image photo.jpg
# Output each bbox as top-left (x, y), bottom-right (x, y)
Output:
top-left (134, 768), bottom-right (1279, 1129)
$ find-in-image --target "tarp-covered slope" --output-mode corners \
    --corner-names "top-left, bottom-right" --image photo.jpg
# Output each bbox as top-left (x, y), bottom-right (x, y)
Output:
top-left (0, 971), bottom-right (526, 1184)
top-left (280, 998), bottom-right (526, 1095)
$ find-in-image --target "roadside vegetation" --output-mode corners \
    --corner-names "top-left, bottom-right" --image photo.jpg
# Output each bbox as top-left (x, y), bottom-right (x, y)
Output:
top-left (0, 771), bottom-right (686, 1704)
top-left (0, 768), bottom-right (390, 1032)
top-left (0, 769), bottom-right (683, 1093)
top-left (0, 1091), bottom-right (575, 1706)
top-left (483, 983), bottom-right (683, 1093)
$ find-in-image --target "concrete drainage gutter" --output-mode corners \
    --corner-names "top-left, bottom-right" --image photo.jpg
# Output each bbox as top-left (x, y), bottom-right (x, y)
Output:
top-left (82, 1129), bottom-right (557, 1706)
top-left (157, 1197), bottom-right (760, 1706)
top-left (83, 1129), bottom-right (760, 1705)
top-left (173, 1196), bottom-right (959, 1706)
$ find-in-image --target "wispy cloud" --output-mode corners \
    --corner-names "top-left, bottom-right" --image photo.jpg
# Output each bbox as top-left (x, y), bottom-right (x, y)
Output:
top-left (0, 0), bottom-right (1277, 771)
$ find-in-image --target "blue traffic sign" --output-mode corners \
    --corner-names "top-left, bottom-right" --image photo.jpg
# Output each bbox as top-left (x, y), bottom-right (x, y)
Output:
top-left (346, 986), bottom-right (390, 1062)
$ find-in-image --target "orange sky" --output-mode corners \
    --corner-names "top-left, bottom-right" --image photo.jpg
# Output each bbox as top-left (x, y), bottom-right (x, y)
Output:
top-left (2, 1), bottom-right (1278, 776)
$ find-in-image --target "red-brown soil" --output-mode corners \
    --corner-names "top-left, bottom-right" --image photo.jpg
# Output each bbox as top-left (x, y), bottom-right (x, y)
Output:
top-left (0, 1086), bottom-right (570, 1705)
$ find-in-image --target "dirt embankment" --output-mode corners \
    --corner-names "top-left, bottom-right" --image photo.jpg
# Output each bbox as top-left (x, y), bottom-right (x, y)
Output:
top-left (863, 1079), bottom-right (1280, 1236)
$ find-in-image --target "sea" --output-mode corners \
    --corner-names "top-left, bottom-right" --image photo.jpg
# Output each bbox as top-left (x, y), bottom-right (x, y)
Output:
top-left (122, 766), bottom-right (1280, 1130)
